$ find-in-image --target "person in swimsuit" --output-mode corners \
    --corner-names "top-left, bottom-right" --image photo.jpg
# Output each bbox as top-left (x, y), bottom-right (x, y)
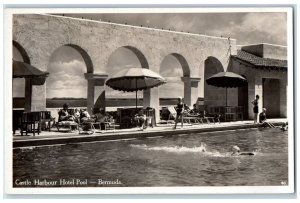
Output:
top-left (58, 103), bottom-right (74, 122)
top-left (231, 145), bottom-right (255, 156)
top-left (259, 108), bottom-right (276, 128)
top-left (251, 95), bottom-right (259, 124)
top-left (173, 96), bottom-right (184, 129)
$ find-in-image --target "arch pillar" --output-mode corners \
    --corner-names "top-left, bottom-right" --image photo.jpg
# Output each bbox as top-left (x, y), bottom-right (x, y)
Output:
top-left (24, 77), bottom-right (47, 112)
top-left (143, 87), bottom-right (159, 123)
top-left (85, 73), bottom-right (108, 115)
top-left (181, 77), bottom-right (201, 107)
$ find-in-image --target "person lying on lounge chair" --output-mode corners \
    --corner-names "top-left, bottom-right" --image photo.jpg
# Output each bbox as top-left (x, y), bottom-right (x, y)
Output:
top-left (80, 109), bottom-right (92, 123)
top-left (58, 103), bottom-right (74, 122)
top-left (185, 104), bottom-right (200, 116)
top-left (259, 108), bottom-right (276, 128)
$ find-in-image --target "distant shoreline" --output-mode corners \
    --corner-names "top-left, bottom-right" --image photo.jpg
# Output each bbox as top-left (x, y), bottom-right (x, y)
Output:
top-left (13, 97), bottom-right (205, 109)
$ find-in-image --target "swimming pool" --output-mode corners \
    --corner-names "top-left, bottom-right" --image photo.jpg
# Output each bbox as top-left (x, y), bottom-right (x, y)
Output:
top-left (13, 128), bottom-right (288, 187)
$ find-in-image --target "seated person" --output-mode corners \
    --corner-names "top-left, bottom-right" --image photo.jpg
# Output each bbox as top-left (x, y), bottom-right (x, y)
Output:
top-left (73, 108), bottom-right (81, 124)
top-left (281, 122), bottom-right (288, 131)
top-left (93, 108), bottom-right (107, 130)
top-left (259, 108), bottom-right (275, 128)
top-left (80, 109), bottom-right (92, 123)
top-left (58, 103), bottom-right (74, 122)
top-left (134, 110), bottom-right (147, 129)
top-left (191, 104), bottom-right (199, 114)
top-left (183, 104), bottom-right (192, 114)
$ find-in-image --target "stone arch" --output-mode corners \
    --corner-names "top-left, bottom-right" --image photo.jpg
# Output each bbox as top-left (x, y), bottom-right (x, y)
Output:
top-left (51, 44), bottom-right (94, 73)
top-left (169, 53), bottom-right (190, 77)
top-left (46, 44), bottom-right (96, 113)
top-left (97, 45), bottom-right (150, 113)
top-left (159, 53), bottom-right (194, 106)
top-left (13, 40), bottom-right (30, 63)
top-left (107, 45), bottom-right (149, 70)
top-left (204, 56), bottom-right (226, 107)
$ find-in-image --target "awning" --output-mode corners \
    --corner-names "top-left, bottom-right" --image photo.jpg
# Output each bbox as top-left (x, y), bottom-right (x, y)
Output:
top-left (13, 60), bottom-right (49, 78)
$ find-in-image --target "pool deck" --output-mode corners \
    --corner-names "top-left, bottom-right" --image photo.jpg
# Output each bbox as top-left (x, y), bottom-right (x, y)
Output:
top-left (13, 119), bottom-right (288, 148)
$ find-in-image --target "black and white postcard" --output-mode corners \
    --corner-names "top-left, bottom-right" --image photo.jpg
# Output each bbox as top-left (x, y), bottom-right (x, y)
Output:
top-left (4, 6), bottom-right (295, 195)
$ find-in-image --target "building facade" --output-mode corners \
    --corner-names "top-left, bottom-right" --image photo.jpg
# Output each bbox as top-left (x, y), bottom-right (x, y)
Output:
top-left (12, 14), bottom-right (288, 121)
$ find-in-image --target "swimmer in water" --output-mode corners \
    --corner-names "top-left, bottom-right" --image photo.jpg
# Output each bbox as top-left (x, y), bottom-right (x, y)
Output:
top-left (231, 145), bottom-right (255, 156)
top-left (200, 142), bottom-right (206, 152)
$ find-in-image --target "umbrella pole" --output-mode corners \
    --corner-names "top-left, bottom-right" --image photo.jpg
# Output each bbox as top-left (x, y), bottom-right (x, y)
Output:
top-left (136, 90), bottom-right (138, 109)
top-left (136, 79), bottom-right (138, 109)
top-left (226, 87), bottom-right (227, 107)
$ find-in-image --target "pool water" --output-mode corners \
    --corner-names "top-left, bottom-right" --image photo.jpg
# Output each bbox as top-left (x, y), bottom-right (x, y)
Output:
top-left (13, 128), bottom-right (288, 187)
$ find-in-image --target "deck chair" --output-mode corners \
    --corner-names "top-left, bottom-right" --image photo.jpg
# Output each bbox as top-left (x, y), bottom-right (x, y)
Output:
top-left (93, 116), bottom-right (115, 131)
top-left (182, 111), bottom-right (203, 125)
top-left (203, 111), bottom-right (221, 124)
top-left (104, 117), bottom-right (116, 130)
top-left (56, 121), bottom-right (79, 132)
top-left (55, 108), bottom-right (79, 132)
top-left (167, 107), bottom-right (177, 120)
top-left (156, 107), bottom-right (171, 125)
top-left (20, 112), bottom-right (41, 136)
top-left (168, 107), bottom-right (200, 125)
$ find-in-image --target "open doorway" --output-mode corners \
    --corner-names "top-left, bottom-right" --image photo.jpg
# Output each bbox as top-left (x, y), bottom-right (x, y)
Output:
top-left (263, 78), bottom-right (280, 118)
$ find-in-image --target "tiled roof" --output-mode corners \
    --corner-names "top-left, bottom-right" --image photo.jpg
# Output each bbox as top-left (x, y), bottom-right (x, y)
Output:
top-left (232, 50), bottom-right (287, 70)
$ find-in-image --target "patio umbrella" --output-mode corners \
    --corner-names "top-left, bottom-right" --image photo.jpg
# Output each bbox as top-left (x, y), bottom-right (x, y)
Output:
top-left (13, 60), bottom-right (49, 78)
top-left (106, 68), bottom-right (166, 108)
top-left (206, 71), bottom-right (247, 106)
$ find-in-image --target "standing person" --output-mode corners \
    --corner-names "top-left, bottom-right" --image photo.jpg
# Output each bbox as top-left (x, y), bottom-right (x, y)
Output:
top-left (251, 95), bottom-right (259, 124)
top-left (173, 96), bottom-right (184, 129)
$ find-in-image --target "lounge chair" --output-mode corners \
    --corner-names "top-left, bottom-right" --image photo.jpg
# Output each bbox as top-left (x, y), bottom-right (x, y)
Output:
top-left (203, 110), bottom-right (221, 124)
top-left (182, 111), bottom-right (203, 125)
top-left (167, 106), bottom-right (177, 121)
top-left (167, 106), bottom-right (200, 125)
top-left (56, 120), bottom-right (79, 132)
top-left (55, 108), bottom-right (79, 132)
top-left (92, 116), bottom-right (116, 131)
